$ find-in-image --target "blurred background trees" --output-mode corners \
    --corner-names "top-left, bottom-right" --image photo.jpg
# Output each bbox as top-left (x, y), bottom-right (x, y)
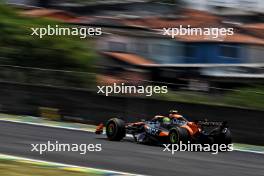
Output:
top-left (0, 4), bottom-right (96, 88)
top-left (0, 4), bottom-right (96, 72)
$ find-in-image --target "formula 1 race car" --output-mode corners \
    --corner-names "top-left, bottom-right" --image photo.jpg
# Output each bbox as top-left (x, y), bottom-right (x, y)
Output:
top-left (95, 113), bottom-right (232, 145)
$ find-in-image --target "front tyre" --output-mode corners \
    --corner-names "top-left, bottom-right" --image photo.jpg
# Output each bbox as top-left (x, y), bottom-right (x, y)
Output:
top-left (106, 118), bottom-right (126, 141)
top-left (169, 127), bottom-right (189, 144)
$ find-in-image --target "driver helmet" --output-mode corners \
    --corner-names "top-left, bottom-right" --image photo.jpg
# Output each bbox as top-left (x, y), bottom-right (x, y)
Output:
top-left (163, 117), bottom-right (171, 123)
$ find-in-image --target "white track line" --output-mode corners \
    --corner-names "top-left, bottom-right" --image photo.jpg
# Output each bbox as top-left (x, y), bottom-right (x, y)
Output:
top-left (233, 149), bottom-right (264, 154)
top-left (0, 118), bottom-right (93, 132)
top-left (0, 153), bottom-right (145, 176)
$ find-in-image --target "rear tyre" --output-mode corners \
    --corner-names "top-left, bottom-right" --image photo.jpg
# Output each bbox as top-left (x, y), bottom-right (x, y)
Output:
top-left (217, 128), bottom-right (232, 145)
top-left (106, 118), bottom-right (126, 141)
top-left (169, 127), bottom-right (189, 144)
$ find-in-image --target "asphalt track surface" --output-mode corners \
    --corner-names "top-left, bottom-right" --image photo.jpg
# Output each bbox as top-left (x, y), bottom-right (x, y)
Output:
top-left (0, 121), bottom-right (263, 176)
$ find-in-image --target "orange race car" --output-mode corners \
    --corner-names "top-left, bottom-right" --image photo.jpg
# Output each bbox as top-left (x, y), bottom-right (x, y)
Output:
top-left (95, 110), bottom-right (232, 145)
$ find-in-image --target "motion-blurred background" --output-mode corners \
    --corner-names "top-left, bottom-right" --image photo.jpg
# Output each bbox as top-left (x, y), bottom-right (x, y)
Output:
top-left (0, 0), bottom-right (263, 141)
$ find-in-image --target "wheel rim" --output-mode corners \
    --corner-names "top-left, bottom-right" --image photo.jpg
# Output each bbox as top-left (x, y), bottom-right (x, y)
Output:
top-left (170, 132), bottom-right (178, 143)
top-left (108, 123), bottom-right (115, 136)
